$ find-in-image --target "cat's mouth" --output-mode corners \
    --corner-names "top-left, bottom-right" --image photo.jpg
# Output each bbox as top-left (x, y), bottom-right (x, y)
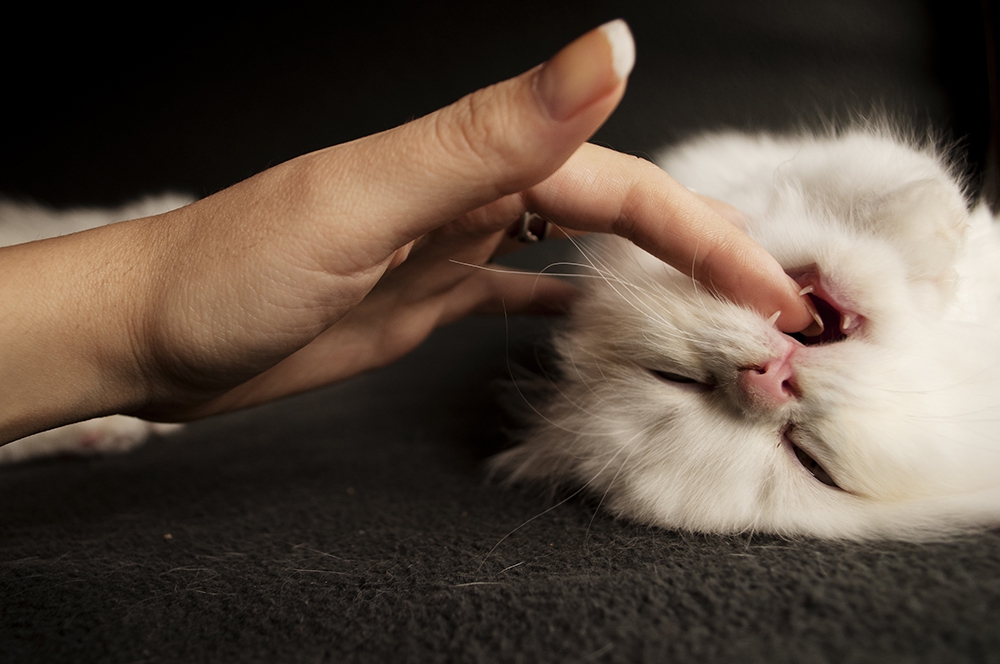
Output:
top-left (785, 269), bottom-right (863, 346)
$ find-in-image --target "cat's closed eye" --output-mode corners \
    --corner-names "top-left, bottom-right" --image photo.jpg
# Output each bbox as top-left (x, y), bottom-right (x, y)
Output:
top-left (651, 370), bottom-right (697, 383)
top-left (793, 444), bottom-right (840, 489)
top-left (785, 427), bottom-right (842, 490)
top-left (650, 369), bottom-right (712, 389)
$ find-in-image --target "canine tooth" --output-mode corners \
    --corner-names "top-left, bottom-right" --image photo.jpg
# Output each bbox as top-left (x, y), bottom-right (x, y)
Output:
top-left (798, 285), bottom-right (814, 296)
top-left (802, 297), bottom-right (824, 334)
top-left (841, 314), bottom-right (855, 332)
top-left (766, 311), bottom-right (782, 327)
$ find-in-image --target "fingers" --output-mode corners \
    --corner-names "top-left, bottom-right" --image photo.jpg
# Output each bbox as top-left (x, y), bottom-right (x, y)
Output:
top-left (326, 20), bottom-right (634, 257)
top-left (694, 194), bottom-right (749, 229)
top-left (452, 144), bottom-right (814, 332)
top-left (527, 144), bottom-right (813, 331)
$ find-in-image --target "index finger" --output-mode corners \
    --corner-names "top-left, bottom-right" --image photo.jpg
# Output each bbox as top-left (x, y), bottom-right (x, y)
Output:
top-left (524, 143), bottom-right (814, 333)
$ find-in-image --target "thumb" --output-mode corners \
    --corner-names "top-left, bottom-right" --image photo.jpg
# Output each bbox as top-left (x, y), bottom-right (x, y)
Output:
top-left (339, 19), bottom-right (636, 251)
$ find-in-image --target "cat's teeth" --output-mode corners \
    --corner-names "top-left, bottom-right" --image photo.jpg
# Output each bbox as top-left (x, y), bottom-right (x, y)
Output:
top-left (804, 301), bottom-right (824, 334)
top-left (798, 285), bottom-right (815, 296)
top-left (766, 310), bottom-right (782, 327)
top-left (841, 314), bottom-right (856, 333)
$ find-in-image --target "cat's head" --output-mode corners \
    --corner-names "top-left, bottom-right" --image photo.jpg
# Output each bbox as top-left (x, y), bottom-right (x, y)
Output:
top-left (494, 131), bottom-right (1000, 540)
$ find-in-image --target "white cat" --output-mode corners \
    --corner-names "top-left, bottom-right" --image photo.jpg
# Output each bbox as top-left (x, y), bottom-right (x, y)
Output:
top-left (493, 128), bottom-right (1000, 540)
top-left (0, 194), bottom-right (191, 464)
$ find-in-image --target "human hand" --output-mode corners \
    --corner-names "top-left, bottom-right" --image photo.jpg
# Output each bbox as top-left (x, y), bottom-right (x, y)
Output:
top-left (0, 20), bottom-right (813, 441)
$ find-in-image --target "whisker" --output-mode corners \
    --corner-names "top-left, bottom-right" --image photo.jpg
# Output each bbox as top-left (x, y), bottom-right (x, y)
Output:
top-left (585, 438), bottom-right (643, 545)
top-left (448, 259), bottom-right (609, 280)
top-left (503, 300), bottom-right (617, 437)
top-left (478, 442), bottom-right (632, 570)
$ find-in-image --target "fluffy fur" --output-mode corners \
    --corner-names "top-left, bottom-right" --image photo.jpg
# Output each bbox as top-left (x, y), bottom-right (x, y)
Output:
top-left (493, 128), bottom-right (1000, 540)
top-left (0, 194), bottom-right (190, 464)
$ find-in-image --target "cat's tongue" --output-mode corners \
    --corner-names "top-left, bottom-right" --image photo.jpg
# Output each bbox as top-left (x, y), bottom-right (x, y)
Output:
top-left (786, 269), bottom-right (862, 345)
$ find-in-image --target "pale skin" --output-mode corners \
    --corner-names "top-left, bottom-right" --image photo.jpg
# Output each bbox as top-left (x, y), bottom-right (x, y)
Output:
top-left (0, 22), bottom-right (813, 445)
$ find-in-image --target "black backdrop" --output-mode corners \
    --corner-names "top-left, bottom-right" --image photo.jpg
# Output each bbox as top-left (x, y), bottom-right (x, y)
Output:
top-left (3, 2), bottom-right (999, 662)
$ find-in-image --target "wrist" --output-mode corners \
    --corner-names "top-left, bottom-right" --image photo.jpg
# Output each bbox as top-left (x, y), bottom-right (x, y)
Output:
top-left (0, 221), bottom-right (156, 442)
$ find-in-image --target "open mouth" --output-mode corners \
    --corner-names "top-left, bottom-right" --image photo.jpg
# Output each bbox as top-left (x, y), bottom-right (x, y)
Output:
top-left (786, 269), bottom-right (862, 346)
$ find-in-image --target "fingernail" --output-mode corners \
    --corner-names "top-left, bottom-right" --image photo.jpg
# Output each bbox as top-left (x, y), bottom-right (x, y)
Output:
top-left (601, 20), bottom-right (637, 79)
top-left (535, 19), bottom-right (635, 121)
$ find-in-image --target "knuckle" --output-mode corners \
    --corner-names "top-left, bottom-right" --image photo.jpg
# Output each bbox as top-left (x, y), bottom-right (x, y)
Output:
top-left (271, 152), bottom-right (332, 213)
top-left (433, 87), bottom-right (527, 183)
top-left (451, 93), bottom-right (497, 161)
top-left (614, 157), bottom-right (663, 239)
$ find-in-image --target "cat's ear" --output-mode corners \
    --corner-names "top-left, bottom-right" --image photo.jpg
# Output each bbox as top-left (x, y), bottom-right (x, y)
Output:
top-left (873, 178), bottom-right (968, 292)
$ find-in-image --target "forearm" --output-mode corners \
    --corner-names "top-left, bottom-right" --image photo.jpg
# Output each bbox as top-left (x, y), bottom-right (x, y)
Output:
top-left (0, 221), bottom-right (156, 443)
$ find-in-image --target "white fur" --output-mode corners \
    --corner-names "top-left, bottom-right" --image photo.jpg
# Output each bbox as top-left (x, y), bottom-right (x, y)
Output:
top-left (0, 194), bottom-right (192, 464)
top-left (493, 129), bottom-right (1000, 540)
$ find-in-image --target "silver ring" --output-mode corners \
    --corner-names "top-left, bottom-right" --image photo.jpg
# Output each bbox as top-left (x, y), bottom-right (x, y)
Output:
top-left (514, 212), bottom-right (551, 243)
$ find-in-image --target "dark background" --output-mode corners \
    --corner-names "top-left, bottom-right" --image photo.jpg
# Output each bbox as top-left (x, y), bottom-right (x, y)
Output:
top-left (3, 1), bottom-right (992, 204)
top-left (2, 1), bottom-right (999, 662)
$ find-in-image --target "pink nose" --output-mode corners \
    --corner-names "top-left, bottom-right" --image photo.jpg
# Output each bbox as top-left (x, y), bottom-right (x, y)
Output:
top-left (738, 355), bottom-right (798, 409)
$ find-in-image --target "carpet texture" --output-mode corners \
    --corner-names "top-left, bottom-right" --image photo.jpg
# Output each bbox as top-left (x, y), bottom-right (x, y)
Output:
top-left (2, 2), bottom-right (998, 662)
